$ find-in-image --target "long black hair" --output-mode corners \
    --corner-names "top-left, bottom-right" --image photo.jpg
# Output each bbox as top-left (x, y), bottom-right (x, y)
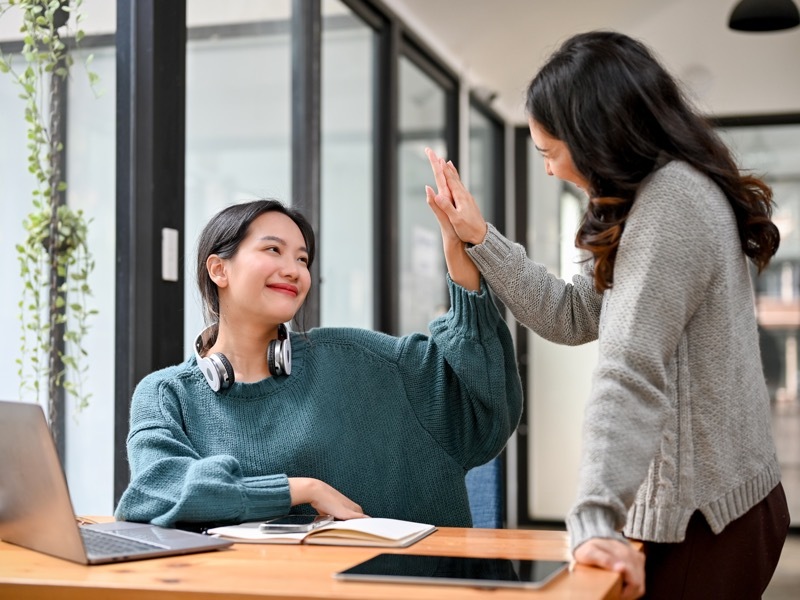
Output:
top-left (196, 200), bottom-right (316, 326)
top-left (527, 31), bottom-right (779, 291)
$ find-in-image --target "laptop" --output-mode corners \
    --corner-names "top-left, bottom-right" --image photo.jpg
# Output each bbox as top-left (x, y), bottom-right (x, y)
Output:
top-left (0, 400), bottom-right (232, 564)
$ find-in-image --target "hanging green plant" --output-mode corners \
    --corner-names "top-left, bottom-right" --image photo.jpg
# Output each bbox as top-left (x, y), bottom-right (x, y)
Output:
top-left (0, 0), bottom-right (97, 425)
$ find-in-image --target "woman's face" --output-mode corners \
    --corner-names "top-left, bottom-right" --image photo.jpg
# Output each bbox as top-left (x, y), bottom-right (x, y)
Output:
top-left (529, 118), bottom-right (590, 193)
top-left (215, 211), bottom-right (311, 325)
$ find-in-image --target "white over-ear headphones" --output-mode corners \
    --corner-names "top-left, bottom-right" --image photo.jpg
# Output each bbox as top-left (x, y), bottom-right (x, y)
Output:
top-left (194, 323), bottom-right (292, 391)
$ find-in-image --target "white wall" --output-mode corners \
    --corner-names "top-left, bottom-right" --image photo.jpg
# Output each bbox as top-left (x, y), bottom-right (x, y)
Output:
top-left (385, 0), bottom-right (800, 123)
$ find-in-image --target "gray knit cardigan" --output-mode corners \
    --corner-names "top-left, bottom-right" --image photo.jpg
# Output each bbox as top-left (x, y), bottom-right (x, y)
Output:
top-left (467, 161), bottom-right (781, 552)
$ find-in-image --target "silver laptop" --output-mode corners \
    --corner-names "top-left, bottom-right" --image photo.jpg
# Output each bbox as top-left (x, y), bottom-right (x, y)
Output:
top-left (0, 400), bottom-right (232, 564)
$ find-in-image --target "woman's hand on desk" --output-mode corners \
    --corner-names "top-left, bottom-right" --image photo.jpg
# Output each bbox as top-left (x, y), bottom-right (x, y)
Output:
top-left (573, 538), bottom-right (645, 600)
top-left (288, 477), bottom-right (367, 520)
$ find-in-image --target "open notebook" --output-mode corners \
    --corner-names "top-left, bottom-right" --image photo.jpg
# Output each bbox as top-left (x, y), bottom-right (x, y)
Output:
top-left (0, 400), bottom-right (232, 564)
top-left (208, 517), bottom-right (437, 547)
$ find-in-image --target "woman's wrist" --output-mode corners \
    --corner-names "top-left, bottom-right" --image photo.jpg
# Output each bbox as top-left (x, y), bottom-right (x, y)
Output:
top-left (444, 246), bottom-right (480, 291)
top-left (469, 222), bottom-right (488, 246)
top-left (288, 477), bottom-right (317, 506)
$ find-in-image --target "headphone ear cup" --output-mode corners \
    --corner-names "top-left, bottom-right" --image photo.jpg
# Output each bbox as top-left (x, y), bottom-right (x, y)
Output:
top-left (267, 339), bottom-right (288, 376)
top-left (267, 335), bottom-right (292, 377)
top-left (194, 325), bottom-right (234, 391)
top-left (214, 353), bottom-right (235, 389)
top-left (267, 340), bottom-right (278, 376)
top-left (201, 352), bottom-right (234, 391)
top-left (280, 333), bottom-right (291, 376)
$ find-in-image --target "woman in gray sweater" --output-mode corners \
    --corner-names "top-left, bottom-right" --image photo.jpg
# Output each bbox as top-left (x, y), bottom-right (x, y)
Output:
top-left (426, 31), bottom-right (789, 600)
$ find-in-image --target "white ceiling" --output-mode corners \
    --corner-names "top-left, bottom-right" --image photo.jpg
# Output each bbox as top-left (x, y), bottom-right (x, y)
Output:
top-left (385, 0), bottom-right (800, 124)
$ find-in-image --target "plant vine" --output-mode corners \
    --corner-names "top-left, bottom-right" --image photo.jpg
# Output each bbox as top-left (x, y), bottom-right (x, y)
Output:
top-left (0, 0), bottom-right (97, 421)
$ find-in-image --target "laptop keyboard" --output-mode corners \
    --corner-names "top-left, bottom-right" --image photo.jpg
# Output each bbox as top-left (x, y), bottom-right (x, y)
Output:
top-left (80, 527), bottom-right (166, 557)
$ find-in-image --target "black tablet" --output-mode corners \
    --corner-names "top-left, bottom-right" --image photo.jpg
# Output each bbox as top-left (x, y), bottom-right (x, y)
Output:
top-left (335, 553), bottom-right (568, 590)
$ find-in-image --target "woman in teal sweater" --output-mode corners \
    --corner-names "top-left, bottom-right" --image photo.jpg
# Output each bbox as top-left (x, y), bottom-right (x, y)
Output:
top-left (114, 198), bottom-right (522, 529)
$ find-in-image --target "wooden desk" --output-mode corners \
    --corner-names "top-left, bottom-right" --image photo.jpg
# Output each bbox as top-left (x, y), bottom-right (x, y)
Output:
top-left (0, 527), bottom-right (626, 600)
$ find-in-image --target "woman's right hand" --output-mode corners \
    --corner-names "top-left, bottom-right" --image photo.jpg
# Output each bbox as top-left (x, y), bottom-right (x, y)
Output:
top-left (425, 147), bottom-right (488, 246)
top-left (288, 477), bottom-right (367, 520)
top-left (573, 538), bottom-right (645, 600)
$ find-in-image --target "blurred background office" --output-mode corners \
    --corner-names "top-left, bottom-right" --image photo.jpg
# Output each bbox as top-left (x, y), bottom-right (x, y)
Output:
top-left (1, 5), bottom-right (798, 591)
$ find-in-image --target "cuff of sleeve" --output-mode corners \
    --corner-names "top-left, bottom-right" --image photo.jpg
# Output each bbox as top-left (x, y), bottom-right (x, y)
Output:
top-left (466, 223), bottom-right (515, 273)
top-left (566, 506), bottom-right (628, 555)
top-left (437, 275), bottom-right (496, 338)
top-left (240, 474), bottom-right (292, 521)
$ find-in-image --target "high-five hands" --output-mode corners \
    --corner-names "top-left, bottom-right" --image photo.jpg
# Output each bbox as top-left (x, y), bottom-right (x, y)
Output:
top-left (424, 147), bottom-right (489, 246)
top-left (423, 147), bottom-right (481, 291)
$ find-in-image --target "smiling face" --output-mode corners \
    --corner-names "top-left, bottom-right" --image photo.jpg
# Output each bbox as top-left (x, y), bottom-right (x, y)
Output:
top-left (211, 211), bottom-right (311, 328)
top-left (529, 118), bottom-right (590, 193)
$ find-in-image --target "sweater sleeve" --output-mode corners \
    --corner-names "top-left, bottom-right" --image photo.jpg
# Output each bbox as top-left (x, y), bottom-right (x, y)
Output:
top-left (395, 276), bottom-right (523, 470)
top-left (466, 223), bottom-right (602, 346)
top-left (113, 374), bottom-right (291, 527)
top-left (566, 165), bottom-right (718, 552)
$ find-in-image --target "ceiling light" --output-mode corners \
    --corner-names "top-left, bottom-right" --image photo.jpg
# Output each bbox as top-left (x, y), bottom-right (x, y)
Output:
top-left (729, 0), bottom-right (800, 32)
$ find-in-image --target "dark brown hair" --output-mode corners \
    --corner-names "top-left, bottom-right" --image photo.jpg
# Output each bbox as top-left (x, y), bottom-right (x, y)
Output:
top-left (196, 200), bottom-right (316, 325)
top-left (526, 31), bottom-right (779, 292)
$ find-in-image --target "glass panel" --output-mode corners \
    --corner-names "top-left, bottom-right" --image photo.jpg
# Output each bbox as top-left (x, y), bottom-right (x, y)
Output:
top-left (719, 123), bottom-right (800, 526)
top-left (0, 12), bottom-right (117, 514)
top-left (559, 187), bottom-right (583, 280)
top-left (320, 0), bottom-right (374, 327)
top-left (527, 137), bottom-right (595, 521)
top-left (468, 105), bottom-right (497, 225)
top-left (184, 1), bottom-right (292, 352)
top-left (398, 57), bottom-right (447, 335)
top-left (0, 60), bottom-right (33, 403)
top-left (63, 45), bottom-right (117, 515)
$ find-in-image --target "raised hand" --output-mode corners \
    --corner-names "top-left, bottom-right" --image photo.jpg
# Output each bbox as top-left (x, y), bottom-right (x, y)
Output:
top-left (425, 147), bottom-right (488, 246)
top-left (424, 149), bottom-right (480, 291)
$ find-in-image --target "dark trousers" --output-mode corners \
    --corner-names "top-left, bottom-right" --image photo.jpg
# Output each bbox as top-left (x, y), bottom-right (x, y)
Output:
top-left (641, 482), bottom-right (790, 599)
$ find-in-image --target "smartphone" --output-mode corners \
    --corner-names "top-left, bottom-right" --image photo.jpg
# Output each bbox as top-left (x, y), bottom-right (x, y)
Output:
top-left (259, 514), bottom-right (333, 533)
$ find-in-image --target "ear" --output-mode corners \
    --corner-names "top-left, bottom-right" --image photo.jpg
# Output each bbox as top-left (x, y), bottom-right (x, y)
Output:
top-left (206, 254), bottom-right (229, 288)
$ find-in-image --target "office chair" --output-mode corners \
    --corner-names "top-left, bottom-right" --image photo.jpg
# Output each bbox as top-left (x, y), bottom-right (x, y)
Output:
top-left (465, 456), bottom-right (503, 528)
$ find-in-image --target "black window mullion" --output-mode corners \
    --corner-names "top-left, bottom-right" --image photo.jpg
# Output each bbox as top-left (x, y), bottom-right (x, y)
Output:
top-left (470, 97), bottom-right (506, 235)
top-left (513, 125), bottom-right (532, 527)
top-left (372, 15), bottom-right (399, 335)
top-left (291, 0), bottom-right (322, 330)
top-left (115, 0), bottom-right (186, 507)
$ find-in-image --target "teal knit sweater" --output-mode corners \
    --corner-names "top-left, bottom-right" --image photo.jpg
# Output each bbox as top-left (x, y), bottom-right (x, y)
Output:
top-left (114, 278), bottom-right (522, 528)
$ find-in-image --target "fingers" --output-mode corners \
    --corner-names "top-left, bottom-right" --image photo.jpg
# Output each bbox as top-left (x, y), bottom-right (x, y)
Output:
top-left (425, 147), bottom-right (452, 202)
top-left (424, 149), bottom-right (487, 245)
top-left (425, 147), bottom-right (466, 208)
top-left (446, 159), bottom-right (462, 182)
top-left (332, 501), bottom-right (366, 521)
top-left (425, 185), bottom-right (454, 219)
top-left (319, 490), bottom-right (363, 516)
top-left (442, 161), bottom-right (468, 196)
top-left (574, 538), bottom-right (645, 600)
top-left (426, 185), bottom-right (460, 243)
top-left (425, 185), bottom-right (442, 216)
top-left (290, 477), bottom-right (367, 521)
